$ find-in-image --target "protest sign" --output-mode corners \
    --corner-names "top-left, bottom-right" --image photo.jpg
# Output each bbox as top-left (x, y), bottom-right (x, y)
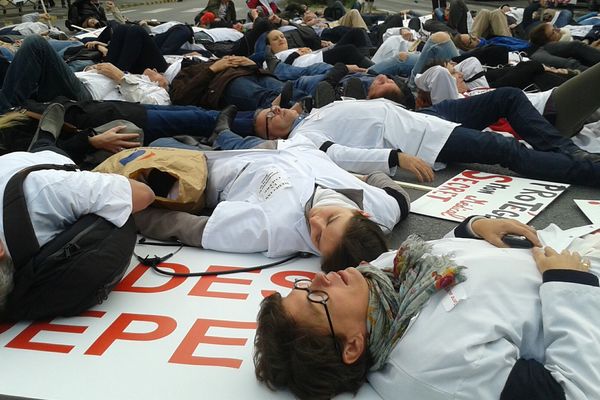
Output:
top-left (574, 199), bottom-right (600, 224)
top-left (410, 170), bottom-right (568, 223)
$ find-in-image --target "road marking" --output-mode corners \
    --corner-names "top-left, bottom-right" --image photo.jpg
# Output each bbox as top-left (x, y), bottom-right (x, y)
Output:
top-left (182, 7), bottom-right (202, 12)
top-left (120, 9), bottom-right (137, 13)
top-left (142, 7), bottom-right (172, 13)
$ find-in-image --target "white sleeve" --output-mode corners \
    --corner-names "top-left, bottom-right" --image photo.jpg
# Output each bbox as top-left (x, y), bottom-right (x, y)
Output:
top-left (415, 66), bottom-right (460, 105)
top-left (540, 280), bottom-right (600, 399)
top-left (119, 74), bottom-right (171, 105)
top-left (300, 131), bottom-right (395, 175)
top-left (201, 201), bottom-right (269, 253)
top-left (325, 144), bottom-right (395, 175)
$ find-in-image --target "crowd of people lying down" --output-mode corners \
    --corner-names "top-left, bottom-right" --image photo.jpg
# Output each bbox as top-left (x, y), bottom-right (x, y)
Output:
top-left (0, 0), bottom-right (599, 398)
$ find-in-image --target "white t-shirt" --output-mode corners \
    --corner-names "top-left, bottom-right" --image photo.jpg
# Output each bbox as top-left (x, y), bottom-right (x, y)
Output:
top-left (75, 71), bottom-right (171, 105)
top-left (275, 48), bottom-right (324, 67)
top-left (192, 27), bottom-right (243, 42)
top-left (0, 151), bottom-right (133, 255)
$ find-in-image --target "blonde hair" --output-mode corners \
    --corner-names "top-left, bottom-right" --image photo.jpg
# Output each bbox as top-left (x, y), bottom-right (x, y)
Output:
top-left (0, 111), bottom-right (29, 130)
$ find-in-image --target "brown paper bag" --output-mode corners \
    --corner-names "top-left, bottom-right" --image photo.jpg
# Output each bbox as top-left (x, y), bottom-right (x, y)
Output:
top-left (94, 147), bottom-right (207, 213)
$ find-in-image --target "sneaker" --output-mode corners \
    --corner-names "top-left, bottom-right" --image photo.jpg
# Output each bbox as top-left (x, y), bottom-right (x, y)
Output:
top-left (343, 77), bottom-right (366, 99)
top-left (27, 103), bottom-right (65, 151)
top-left (314, 81), bottom-right (336, 108)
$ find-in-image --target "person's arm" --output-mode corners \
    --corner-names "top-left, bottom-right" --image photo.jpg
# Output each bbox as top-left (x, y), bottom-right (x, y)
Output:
top-left (447, 216), bottom-right (541, 248)
top-left (364, 171), bottom-right (410, 221)
top-left (128, 179), bottom-right (155, 213)
top-left (134, 207), bottom-right (207, 247)
top-left (119, 74), bottom-right (171, 105)
top-left (500, 247), bottom-right (600, 399)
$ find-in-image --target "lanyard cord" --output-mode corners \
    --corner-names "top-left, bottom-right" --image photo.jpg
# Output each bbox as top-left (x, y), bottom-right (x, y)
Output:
top-left (134, 238), bottom-right (311, 277)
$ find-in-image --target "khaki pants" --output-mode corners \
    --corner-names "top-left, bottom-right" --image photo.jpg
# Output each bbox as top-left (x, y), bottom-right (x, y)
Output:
top-left (336, 9), bottom-right (368, 30)
top-left (471, 9), bottom-right (512, 38)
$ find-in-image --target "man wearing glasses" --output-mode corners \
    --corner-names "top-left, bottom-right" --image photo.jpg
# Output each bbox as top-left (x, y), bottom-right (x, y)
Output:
top-left (222, 88), bottom-right (600, 187)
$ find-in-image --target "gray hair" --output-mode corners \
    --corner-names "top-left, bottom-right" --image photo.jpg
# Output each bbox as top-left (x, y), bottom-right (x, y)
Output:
top-left (0, 255), bottom-right (14, 313)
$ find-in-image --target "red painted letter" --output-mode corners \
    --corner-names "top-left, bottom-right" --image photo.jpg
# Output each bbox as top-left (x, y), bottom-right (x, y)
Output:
top-left (170, 318), bottom-right (256, 368)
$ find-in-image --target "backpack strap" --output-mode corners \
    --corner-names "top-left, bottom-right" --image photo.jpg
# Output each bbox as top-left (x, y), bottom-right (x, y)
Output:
top-left (3, 163), bottom-right (78, 268)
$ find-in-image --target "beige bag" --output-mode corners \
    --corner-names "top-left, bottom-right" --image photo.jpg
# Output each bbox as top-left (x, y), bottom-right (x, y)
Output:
top-left (94, 147), bottom-right (208, 213)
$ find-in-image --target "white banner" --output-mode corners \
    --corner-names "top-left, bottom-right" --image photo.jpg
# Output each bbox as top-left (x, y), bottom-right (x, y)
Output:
top-left (574, 199), bottom-right (600, 224)
top-left (0, 248), bottom-right (381, 400)
top-left (410, 170), bottom-right (568, 223)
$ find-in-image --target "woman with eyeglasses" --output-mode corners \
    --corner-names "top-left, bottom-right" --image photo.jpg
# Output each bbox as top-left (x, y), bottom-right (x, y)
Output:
top-left (254, 216), bottom-right (600, 400)
top-left (134, 135), bottom-right (409, 271)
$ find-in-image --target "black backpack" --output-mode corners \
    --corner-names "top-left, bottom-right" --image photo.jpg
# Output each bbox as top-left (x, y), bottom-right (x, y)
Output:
top-left (2, 163), bottom-right (137, 321)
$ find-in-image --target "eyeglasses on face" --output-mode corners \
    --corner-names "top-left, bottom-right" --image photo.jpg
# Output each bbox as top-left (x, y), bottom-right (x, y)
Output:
top-left (293, 278), bottom-right (343, 360)
top-left (265, 106), bottom-right (276, 140)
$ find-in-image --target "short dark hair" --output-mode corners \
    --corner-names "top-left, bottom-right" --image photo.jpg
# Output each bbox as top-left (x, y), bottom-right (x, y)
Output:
top-left (321, 213), bottom-right (388, 272)
top-left (529, 23), bottom-right (551, 47)
top-left (390, 77), bottom-right (416, 110)
top-left (254, 293), bottom-right (371, 400)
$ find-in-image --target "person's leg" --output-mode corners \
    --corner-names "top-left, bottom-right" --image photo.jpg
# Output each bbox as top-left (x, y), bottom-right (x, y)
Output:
top-left (144, 105), bottom-right (257, 141)
top-left (553, 9), bottom-right (573, 28)
top-left (530, 46), bottom-right (585, 71)
top-left (409, 31), bottom-right (459, 86)
top-left (424, 87), bottom-right (580, 153)
top-left (337, 9), bottom-right (368, 29)
top-left (1, 35), bottom-right (92, 111)
top-left (369, 53), bottom-right (418, 76)
top-left (272, 62), bottom-right (332, 81)
top-left (576, 11), bottom-right (598, 23)
top-left (470, 9), bottom-right (492, 38)
top-left (223, 76), bottom-right (281, 110)
top-left (334, 27), bottom-right (373, 48)
top-left (488, 8), bottom-right (512, 37)
top-left (214, 130), bottom-right (265, 149)
top-left (542, 41), bottom-right (600, 69)
top-left (550, 61), bottom-right (600, 137)
top-left (107, 24), bottom-right (168, 73)
top-left (437, 126), bottom-right (600, 186)
top-left (323, 44), bottom-right (374, 67)
top-left (153, 24), bottom-right (193, 55)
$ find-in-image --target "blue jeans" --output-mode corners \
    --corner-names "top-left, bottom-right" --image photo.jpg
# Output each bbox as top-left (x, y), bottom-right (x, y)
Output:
top-left (214, 130), bottom-right (265, 149)
top-left (223, 75), bottom-right (310, 110)
top-left (143, 104), bottom-right (257, 143)
top-left (0, 35), bottom-right (92, 113)
top-left (369, 53), bottom-right (419, 77)
top-left (423, 88), bottom-right (600, 185)
top-left (272, 62), bottom-right (332, 81)
top-left (409, 39), bottom-right (459, 87)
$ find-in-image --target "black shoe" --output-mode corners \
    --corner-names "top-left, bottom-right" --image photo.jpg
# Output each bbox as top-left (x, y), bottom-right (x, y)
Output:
top-left (264, 46), bottom-right (280, 73)
top-left (205, 105), bottom-right (237, 146)
top-left (28, 103), bottom-right (65, 151)
top-left (343, 77), bottom-right (366, 99)
top-left (314, 81), bottom-right (336, 108)
top-left (279, 81), bottom-right (294, 109)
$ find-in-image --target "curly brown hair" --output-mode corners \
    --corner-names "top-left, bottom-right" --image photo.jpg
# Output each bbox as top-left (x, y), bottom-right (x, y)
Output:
top-left (254, 292), bottom-right (371, 400)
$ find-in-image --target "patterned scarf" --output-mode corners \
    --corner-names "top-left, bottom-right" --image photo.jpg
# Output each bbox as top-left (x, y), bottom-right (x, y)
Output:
top-left (357, 234), bottom-right (467, 371)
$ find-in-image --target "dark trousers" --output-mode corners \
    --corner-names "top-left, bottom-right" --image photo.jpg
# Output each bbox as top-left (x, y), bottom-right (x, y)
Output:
top-left (422, 88), bottom-right (600, 186)
top-left (0, 35), bottom-right (92, 113)
top-left (106, 24), bottom-right (168, 73)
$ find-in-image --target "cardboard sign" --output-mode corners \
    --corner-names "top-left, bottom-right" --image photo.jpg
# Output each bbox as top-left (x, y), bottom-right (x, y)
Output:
top-left (574, 199), bottom-right (600, 224)
top-left (0, 247), bottom-right (381, 400)
top-left (410, 170), bottom-right (568, 223)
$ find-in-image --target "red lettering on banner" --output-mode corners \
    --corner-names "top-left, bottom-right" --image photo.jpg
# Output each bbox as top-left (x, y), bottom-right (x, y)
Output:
top-left (170, 319), bottom-right (256, 368)
top-left (114, 263), bottom-right (189, 293)
top-left (85, 313), bottom-right (176, 356)
top-left (5, 310), bottom-right (104, 353)
top-left (188, 266), bottom-right (259, 299)
top-left (462, 171), bottom-right (512, 183)
top-left (262, 270), bottom-right (316, 297)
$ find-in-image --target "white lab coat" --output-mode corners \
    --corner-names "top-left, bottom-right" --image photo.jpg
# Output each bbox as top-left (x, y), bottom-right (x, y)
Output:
top-left (200, 138), bottom-right (402, 257)
top-left (291, 99), bottom-right (459, 173)
top-left (367, 236), bottom-right (600, 400)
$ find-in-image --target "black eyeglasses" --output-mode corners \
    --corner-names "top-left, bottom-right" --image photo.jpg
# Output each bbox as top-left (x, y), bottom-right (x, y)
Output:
top-left (293, 278), bottom-right (342, 359)
top-left (265, 107), bottom-right (275, 140)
